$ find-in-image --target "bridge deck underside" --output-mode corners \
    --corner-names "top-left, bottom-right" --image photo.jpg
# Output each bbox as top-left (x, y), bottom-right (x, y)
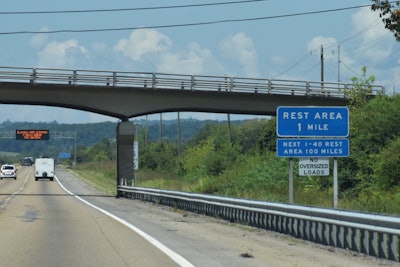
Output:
top-left (0, 82), bottom-right (349, 120)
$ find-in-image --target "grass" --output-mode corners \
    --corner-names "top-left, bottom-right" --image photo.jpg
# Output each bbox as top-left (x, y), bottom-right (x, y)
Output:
top-left (70, 160), bottom-right (400, 216)
top-left (69, 161), bottom-right (117, 195)
top-left (0, 151), bottom-right (20, 157)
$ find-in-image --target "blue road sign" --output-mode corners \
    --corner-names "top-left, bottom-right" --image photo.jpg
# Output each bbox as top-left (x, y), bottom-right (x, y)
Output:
top-left (277, 106), bottom-right (349, 137)
top-left (277, 138), bottom-right (349, 157)
top-left (59, 152), bottom-right (71, 159)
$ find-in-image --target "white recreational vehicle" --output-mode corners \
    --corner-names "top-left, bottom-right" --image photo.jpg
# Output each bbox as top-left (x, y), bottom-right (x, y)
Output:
top-left (34, 158), bottom-right (55, 181)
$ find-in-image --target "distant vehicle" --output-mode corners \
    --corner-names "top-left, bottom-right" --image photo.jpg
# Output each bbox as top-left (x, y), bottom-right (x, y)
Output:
top-left (21, 157), bottom-right (34, 166)
top-left (34, 158), bottom-right (55, 181)
top-left (1, 164), bottom-right (17, 180)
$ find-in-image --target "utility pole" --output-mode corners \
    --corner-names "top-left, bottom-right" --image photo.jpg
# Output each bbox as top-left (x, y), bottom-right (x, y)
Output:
top-left (159, 113), bottom-right (163, 144)
top-left (145, 115), bottom-right (148, 145)
top-left (177, 112), bottom-right (181, 154)
top-left (320, 45), bottom-right (324, 87)
top-left (337, 45), bottom-right (341, 82)
top-left (227, 113), bottom-right (232, 145)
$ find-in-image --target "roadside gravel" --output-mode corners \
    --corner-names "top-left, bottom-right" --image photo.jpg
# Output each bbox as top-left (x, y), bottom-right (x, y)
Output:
top-left (56, 167), bottom-right (400, 267)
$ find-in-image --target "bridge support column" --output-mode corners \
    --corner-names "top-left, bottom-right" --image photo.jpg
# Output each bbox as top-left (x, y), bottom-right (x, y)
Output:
top-left (116, 121), bottom-right (134, 195)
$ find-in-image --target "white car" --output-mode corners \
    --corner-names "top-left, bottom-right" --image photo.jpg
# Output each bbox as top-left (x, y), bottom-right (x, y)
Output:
top-left (0, 164), bottom-right (17, 180)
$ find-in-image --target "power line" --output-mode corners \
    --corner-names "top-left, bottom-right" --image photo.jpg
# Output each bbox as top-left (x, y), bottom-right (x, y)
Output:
top-left (272, 54), bottom-right (310, 79)
top-left (341, 61), bottom-right (360, 77)
top-left (345, 32), bottom-right (392, 52)
top-left (294, 61), bottom-right (320, 80)
top-left (0, 4), bottom-right (376, 35)
top-left (277, 16), bottom-right (387, 78)
top-left (338, 19), bottom-right (382, 44)
top-left (0, 0), bottom-right (268, 15)
top-left (373, 42), bottom-right (400, 68)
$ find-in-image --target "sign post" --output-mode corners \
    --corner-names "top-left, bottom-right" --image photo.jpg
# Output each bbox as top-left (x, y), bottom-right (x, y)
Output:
top-left (289, 158), bottom-right (293, 204)
top-left (333, 158), bottom-right (338, 208)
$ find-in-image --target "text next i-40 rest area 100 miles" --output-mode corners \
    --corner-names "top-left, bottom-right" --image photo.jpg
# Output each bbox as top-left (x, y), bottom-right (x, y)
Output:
top-left (276, 107), bottom-right (349, 158)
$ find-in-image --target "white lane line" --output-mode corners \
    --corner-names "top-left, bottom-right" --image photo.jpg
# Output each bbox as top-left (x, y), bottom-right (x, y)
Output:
top-left (0, 170), bottom-right (31, 210)
top-left (55, 176), bottom-right (195, 267)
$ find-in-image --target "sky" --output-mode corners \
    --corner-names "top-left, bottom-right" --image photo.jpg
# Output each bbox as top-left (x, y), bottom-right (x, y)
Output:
top-left (0, 0), bottom-right (399, 124)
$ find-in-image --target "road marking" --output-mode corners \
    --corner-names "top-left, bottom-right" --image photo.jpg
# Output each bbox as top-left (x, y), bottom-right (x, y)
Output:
top-left (0, 169), bottom-right (31, 210)
top-left (55, 176), bottom-right (195, 267)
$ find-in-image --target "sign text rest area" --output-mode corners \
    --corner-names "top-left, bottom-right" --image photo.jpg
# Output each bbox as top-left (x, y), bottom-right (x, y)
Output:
top-left (277, 106), bottom-right (349, 137)
top-left (276, 106), bottom-right (349, 158)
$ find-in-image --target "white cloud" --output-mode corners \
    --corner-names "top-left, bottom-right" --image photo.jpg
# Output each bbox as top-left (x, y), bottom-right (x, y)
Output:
top-left (92, 42), bottom-right (109, 53)
top-left (351, 7), bottom-right (392, 63)
top-left (352, 7), bottom-right (387, 44)
top-left (156, 42), bottom-right (222, 75)
top-left (270, 55), bottom-right (287, 66)
top-left (30, 27), bottom-right (49, 49)
top-left (113, 29), bottom-right (172, 61)
top-left (307, 36), bottom-right (338, 61)
top-left (307, 36), bottom-right (357, 81)
top-left (392, 68), bottom-right (400, 93)
top-left (37, 39), bottom-right (88, 68)
top-left (219, 32), bottom-right (260, 77)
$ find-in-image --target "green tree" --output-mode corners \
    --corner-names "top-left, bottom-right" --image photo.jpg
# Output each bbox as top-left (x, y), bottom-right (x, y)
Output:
top-left (181, 139), bottom-right (214, 179)
top-left (342, 95), bottom-right (400, 191)
top-left (181, 124), bottom-right (241, 178)
top-left (86, 137), bottom-right (114, 161)
top-left (232, 118), bottom-right (268, 154)
top-left (346, 66), bottom-right (377, 109)
top-left (93, 151), bottom-right (110, 162)
top-left (372, 0), bottom-right (400, 41)
top-left (140, 142), bottom-right (179, 173)
top-left (373, 136), bottom-right (400, 190)
top-left (339, 67), bottom-right (380, 192)
top-left (257, 118), bottom-right (277, 153)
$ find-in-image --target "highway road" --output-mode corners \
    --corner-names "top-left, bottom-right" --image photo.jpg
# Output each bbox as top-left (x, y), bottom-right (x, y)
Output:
top-left (0, 166), bottom-right (185, 267)
top-left (0, 166), bottom-right (396, 267)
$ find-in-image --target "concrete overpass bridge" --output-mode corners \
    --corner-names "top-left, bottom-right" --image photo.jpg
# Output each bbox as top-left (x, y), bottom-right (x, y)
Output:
top-left (0, 66), bottom-right (385, 188)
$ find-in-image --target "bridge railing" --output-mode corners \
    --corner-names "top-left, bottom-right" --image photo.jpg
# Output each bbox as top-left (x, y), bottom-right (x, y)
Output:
top-left (0, 66), bottom-right (385, 97)
top-left (118, 186), bottom-right (400, 262)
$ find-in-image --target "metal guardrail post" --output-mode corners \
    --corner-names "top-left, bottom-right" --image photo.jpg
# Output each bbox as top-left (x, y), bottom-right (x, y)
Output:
top-left (30, 68), bottom-right (37, 84)
top-left (152, 73), bottom-right (156, 88)
top-left (224, 76), bottom-right (229, 91)
top-left (73, 70), bottom-right (77, 85)
top-left (306, 81), bottom-right (310, 95)
top-left (113, 72), bottom-right (117, 87)
top-left (267, 79), bottom-right (272, 94)
top-left (190, 75), bottom-right (195, 90)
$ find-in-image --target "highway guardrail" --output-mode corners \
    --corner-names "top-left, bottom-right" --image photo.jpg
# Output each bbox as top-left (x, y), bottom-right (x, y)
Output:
top-left (0, 66), bottom-right (385, 98)
top-left (118, 186), bottom-right (400, 262)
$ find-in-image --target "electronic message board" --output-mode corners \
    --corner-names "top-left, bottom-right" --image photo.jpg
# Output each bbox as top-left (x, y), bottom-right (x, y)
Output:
top-left (16, 130), bottom-right (49, 140)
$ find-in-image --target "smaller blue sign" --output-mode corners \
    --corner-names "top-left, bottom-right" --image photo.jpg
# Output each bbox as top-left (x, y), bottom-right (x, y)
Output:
top-left (59, 152), bottom-right (71, 159)
top-left (277, 139), bottom-right (349, 157)
top-left (277, 106), bottom-right (349, 137)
